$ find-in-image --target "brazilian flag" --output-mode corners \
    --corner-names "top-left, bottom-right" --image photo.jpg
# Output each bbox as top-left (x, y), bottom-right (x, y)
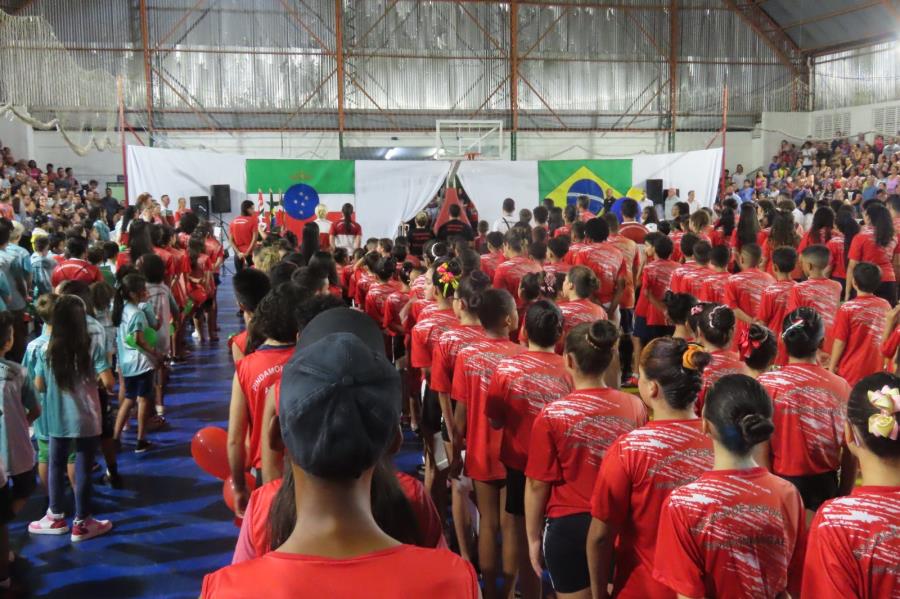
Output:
top-left (538, 160), bottom-right (632, 213)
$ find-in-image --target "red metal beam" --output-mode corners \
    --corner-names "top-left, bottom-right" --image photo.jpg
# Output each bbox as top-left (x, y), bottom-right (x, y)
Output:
top-left (518, 74), bottom-right (567, 129)
top-left (519, 5), bottom-right (569, 59)
top-left (280, 68), bottom-right (338, 129)
top-left (152, 67), bottom-right (218, 133)
top-left (720, 0), bottom-right (801, 77)
top-left (154, 0), bottom-right (207, 49)
top-left (624, 10), bottom-right (667, 58)
top-left (458, 2), bottom-right (508, 57)
top-left (348, 0), bottom-right (400, 50)
top-left (139, 0), bottom-right (154, 133)
top-left (278, 0), bottom-right (334, 55)
top-left (335, 0), bottom-right (345, 132)
top-left (469, 75), bottom-right (511, 119)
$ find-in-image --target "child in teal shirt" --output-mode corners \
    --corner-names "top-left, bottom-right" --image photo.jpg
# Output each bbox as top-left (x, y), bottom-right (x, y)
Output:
top-left (112, 274), bottom-right (161, 454)
top-left (28, 295), bottom-right (115, 542)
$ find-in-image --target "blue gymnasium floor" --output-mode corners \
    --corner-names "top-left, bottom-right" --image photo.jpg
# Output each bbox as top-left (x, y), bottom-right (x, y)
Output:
top-left (9, 274), bottom-right (425, 599)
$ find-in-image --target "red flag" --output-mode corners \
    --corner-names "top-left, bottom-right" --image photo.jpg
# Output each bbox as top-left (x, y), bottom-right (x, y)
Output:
top-left (432, 188), bottom-right (470, 234)
top-left (257, 189), bottom-right (264, 213)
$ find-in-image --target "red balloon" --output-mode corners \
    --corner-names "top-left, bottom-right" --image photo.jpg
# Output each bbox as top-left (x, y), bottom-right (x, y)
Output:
top-left (191, 427), bottom-right (230, 480)
top-left (223, 473), bottom-right (257, 513)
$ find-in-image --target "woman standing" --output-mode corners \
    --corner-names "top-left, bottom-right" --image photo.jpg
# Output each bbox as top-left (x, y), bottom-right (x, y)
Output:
top-left (847, 202), bottom-right (898, 304)
top-left (329, 202), bottom-right (362, 252)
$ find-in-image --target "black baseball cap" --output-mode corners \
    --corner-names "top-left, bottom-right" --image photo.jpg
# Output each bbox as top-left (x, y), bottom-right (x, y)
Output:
top-left (279, 308), bottom-right (400, 479)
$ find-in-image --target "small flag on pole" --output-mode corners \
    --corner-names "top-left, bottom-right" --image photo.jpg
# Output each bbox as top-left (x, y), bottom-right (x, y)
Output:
top-left (257, 189), bottom-right (264, 212)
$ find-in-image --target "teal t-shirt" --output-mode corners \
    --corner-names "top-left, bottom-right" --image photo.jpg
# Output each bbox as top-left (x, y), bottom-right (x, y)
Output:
top-left (116, 302), bottom-right (156, 377)
top-left (93, 220), bottom-right (111, 242)
top-left (0, 358), bottom-right (37, 476)
top-left (23, 330), bottom-right (50, 441)
top-left (34, 338), bottom-right (109, 438)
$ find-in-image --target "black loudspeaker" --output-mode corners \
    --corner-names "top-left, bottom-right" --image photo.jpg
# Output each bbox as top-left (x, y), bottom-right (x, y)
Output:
top-left (190, 196), bottom-right (210, 219)
top-left (210, 184), bottom-right (231, 214)
top-left (646, 179), bottom-right (664, 205)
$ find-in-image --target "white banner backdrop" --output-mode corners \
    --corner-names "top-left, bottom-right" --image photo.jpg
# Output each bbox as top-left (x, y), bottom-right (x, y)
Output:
top-left (355, 160), bottom-right (453, 240)
top-left (127, 145), bottom-right (247, 216)
top-left (457, 160), bottom-right (539, 232)
top-left (632, 147), bottom-right (723, 210)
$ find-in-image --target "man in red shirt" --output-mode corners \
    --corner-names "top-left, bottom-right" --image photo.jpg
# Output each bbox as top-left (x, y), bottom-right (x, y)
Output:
top-left (618, 198), bottom-right (648, 245)
top-left (50, 236), bottom-right (103, 288)
top-left (576, 195), bottom-right (596, 222)
top-left (668, 233), bottom-right (701, 294)
top-left (724, 243), bottom-right (775, 347)
top-left (228, 200), bottom-right (259, 272)
top-left (634, 234), bottom-right (678, 345)
top-left (698, 244), bottom-right (731, 303)
top-left (787, 244), bottom-right (843, 353)
top-left (203, 308), bottom-right (478, 599)
top-left (479, 232), bottom-right (505, 281)
top-left (755, 247), bottom-right (798, 366)
top-left (492, 232), bottom-right (542, 309)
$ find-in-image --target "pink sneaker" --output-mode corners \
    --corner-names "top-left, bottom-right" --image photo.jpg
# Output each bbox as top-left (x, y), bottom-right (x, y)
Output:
top-left (29, 511), bottom-right (69, 535)
top-left (71, 517), bottom-right (113, 542)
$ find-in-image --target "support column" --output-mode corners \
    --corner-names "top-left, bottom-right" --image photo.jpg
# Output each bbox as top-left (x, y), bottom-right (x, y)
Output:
top-left (335, 0), bottom-right (346, 136)
top-left (668, 0), bottom-right (677, 152)
top-left (139, 0), bottom-right (154, 142)
top-left (510, 0), bottom-right (518, 160)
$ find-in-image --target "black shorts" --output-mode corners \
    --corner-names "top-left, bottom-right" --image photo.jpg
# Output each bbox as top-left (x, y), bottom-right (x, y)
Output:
top-left (213, 273), bottom-right (221, 287)
top-left (505, 467), bottom-right (526, 516)
top-left (780, 470), bottom-right (838, 511)
top-left (10, 468), bottom-right (36, 503)
top-left (543, 512), bottom-right (592, 593)
top-left (391, 335), bottom-right (406, 362)
top-left (619, 308), bottom-right (634, 336)
top-left (633, 316), bottom-right (674, 346)
top-left (0, 482), bottom-right (12, 526)
top-left (124, 371), bottom-right (154, 399)
top-left (98, 386), bottom-right (114, 439)
top-left (421, 385), bottom-right (442, 434)
top-left (876, 280), bottom-right (898, 307)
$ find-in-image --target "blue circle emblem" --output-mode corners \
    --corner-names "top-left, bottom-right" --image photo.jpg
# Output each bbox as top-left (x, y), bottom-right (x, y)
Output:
top-left (566, 179), bottom-right (604, 214)
top-left (282, 184), bottom-right (319, 220)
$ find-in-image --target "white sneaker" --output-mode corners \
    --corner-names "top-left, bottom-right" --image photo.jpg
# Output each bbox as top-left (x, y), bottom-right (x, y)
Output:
top-left (71, 517), bottom-right (113, 542)
top-left (29, 510), bottom-right (69, 535)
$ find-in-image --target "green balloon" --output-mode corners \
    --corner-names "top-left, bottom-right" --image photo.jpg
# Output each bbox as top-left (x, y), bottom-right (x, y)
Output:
top-left (126, 327), bottom-right (158, 349)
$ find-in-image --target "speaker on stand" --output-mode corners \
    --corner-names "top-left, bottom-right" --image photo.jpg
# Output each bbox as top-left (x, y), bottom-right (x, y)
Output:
top-left (210, 184), bottom-right (233, 276)
top-left (189, 196), bottom-right (210, 219)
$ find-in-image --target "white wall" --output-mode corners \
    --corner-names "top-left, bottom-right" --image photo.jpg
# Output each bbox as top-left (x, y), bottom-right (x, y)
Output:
top-left (0, 117), bottom-right (33, 161)
top-left (810, 98), bottom-right (900, 141)
top-left (759, 111), bottom-right (811, 169)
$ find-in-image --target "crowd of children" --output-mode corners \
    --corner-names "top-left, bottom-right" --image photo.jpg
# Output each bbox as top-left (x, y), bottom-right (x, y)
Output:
top-left (196, 182), bottom-right (900, 598)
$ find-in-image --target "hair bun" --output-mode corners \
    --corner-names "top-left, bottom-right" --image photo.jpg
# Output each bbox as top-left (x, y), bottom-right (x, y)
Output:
top-left (738, 413), bottom-right (775, 445)
top-left (748, 323), bottom-right (768, 342)
top-left (587, 320), bottom-right (618, 352)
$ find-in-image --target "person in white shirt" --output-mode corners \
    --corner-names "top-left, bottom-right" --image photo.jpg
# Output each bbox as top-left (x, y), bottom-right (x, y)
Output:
top-left (663, 188), bottom-right (680, 220)
top-left (491, 197), bottom-right (517, 232)
top-left (685, 190), bottom-right (701, 214)
top-left (731, 164), bottom-right (746, 188)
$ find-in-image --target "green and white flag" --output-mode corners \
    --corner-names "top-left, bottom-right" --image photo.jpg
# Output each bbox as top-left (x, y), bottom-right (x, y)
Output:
top-left (245, 159), bottom-right (355, 215)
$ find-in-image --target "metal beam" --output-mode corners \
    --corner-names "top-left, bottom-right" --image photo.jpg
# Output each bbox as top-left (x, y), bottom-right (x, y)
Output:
top-left (720, 0), bottom-right (801, 77)
top-left (335, 0), bottom-right (345, 133)
top-left (668, 0), bottom-right (677, 151)
top-left (154, 0), bottom-right (207, 49)
top-left (139, 0), bottom-right (154, 134)
top-left (777, 0), bottom-right (883, 30)
top-left (510, 0), bottom-right (519, 132)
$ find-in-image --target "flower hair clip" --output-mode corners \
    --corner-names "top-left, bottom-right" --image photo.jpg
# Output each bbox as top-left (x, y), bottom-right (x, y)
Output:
top-left (690, 305), bottom-right (704, 317)
top-left (540, 273), bottom-right (557, 296)
top-left (436, 263), bottom-right (459, 294)
top-left (682, 343), bottom-right (703, 370)
top-left (867, 385), bottom-right (900, 440)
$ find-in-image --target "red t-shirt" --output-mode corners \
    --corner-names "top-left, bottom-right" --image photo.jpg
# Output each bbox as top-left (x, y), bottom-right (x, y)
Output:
top-left (607, 234), bottom-right (639, 309)
top-left (229, 215), bottom-right (258, 254)
top-left (451, 337), bottom-right (524, 481)
top-left (363, 281), bottom-right (401, 328)
top-left (849, 226), bottom-right (900, 282)
top-left (826, 234), bottom-right (846, 279)
top-left (492, 256), bottom-right (541, 308)
top-left (669, 262), bottom-right (701, 295)
top-left (786, 278), bottom-right (843, 352)
top-left (479, 252), bottom-right (504, 281)
top-left (723, 268), bottom-right (775, 347)
top-left (430, 324), bottom-right (486, 394)
top-left (574, 243), bottom-right (628, 306)
top-left (381, 290), bottom-right (409, 336)
top-left (758, 363), bottom-right (851, 476)
top-left (204, 237), bottom-right (225, 273)
top-left (236, 344), bottom-right (295, 469)
top-left (228, 329), bottom-right (249, 358)
top-left (697, 350), bottom-right (748, 414)
top-left (485, 351), bottom-right (573, 471)
top-left (670, 231), bottom-right (685, 263)
top-left (698, 270), bottom-right (730, 304)
top-left (409, 309), bottom-right (456, 369)
top-left (542, 261), bottom-right (572, 279)
top-left (653, 467), bottom-right (806, 599)
top-left (802, 486), bottom-right (900, 599)
top-left (50, 258), bottom-right (103, 288)
top-left (619, 222), bottom-right (648, 245)
top-left (591, 420), bottom-right (714, 599)
top-left (526, 389), bottom-right (647, 518)
top-left (353, 270), bottom-right (376, 308)
top-left (202, 544), bottom-right (479, 599)
top-left (580, 210), bottom-right (597, 222)
top-left (563, 242), bottom-right (589, 265)
top-left (756, 280), bottom-right (796, 366)
top-left (152, 246), bottom-right (178, 281)
top-left (553, 225), bottom-right (571, 239)
top-left (883, 325), bottom-right (900, 361)
top-left (684, 266), bottom-right (722, 300)
top-left (637, 259), bottom-right (678, 326)
top-left (557, 299), bottom-right (607, 352)
top-left (831, 294), bottom-right (891, 386)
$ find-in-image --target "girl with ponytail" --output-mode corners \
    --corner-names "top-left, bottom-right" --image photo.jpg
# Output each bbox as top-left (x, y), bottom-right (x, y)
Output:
top-left (847, 202), bottom-right (898, 305)
top-left (588, 337), bottom-right (714, 599)
top-left (525, 320), bottom-right (647, 598)
top-left (450, 288), bottom-right (524, 599)
top-left (758, 307), bottom-right (853, 516)
top-left (485, 299), bottom-right (573, 599)
top-left (654, 374), bottom-right (806, 599)
top-left (694, 303), bottom-right (749, 411)
top-left (803, 372), bottom-right (900, 598)
top-left (111, 273), bottom-right (161, 454)
top-left (328, 202), bottom-right (362, 252)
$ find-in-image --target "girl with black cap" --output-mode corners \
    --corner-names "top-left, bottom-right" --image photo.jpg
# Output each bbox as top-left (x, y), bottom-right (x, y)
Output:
top-left (653, 374), bottom-right (806, 599)
top-left (450, 288), bottom-right (524, 599)
top-left (588, 337), bottom-right (714, 599)
top-left (802, 372), bottom-right (900, 598)
top-left (524, 321), bottom-right (646, 599)
top-left (486, 299), bottom-right (573, 599)
top-left (758, 307), bottom-right (854, 517)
